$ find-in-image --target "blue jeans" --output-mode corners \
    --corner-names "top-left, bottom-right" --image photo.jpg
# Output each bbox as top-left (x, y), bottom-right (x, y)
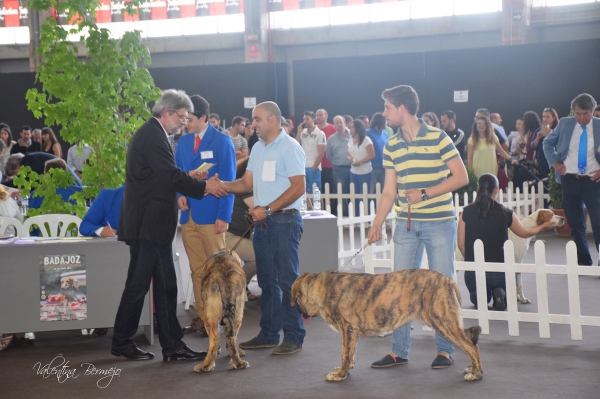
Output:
top-left (305, 168), bottom-right (321, 193)
top-left (254, 211), bottom-right (305, 346)
top-left (562, 174), bottom-right (600, 265)
top-left (350, 172), bottom-right (372, 215)
top-left (332, 165), bottom-right (351, 216)
top-left (112, 239), bottom-right (183, 354)
top-left (370, 167), bottom-right (385, 194)
top-left (391, 218), bottom-right (457, 359)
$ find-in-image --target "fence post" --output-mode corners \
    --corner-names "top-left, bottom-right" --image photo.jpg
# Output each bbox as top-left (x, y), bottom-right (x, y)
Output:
top-left (474, 240), bottom-right (490, 334)
top-left (503, 240), bottom-right (520, 336)
top-left (534, 241), bottom-right (551, 338)
top-left (566, 241), bottom-right (583, 340)
top-left (337, 203), bottom-right (344, 269)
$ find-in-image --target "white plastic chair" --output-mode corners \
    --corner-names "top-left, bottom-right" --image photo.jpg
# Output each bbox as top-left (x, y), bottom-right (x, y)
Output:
top-left (0, 217), bottom-right (26, 238)
top-left (22, 214), bottom-right (82, 237)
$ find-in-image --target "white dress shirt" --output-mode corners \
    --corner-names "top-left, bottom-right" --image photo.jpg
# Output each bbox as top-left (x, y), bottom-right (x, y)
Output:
top-left (564, 121), bottom-right (599, 175)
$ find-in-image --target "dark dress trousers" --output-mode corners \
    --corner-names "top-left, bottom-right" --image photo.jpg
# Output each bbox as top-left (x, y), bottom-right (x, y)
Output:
top-left (113, 118), bottom-right (207, 353)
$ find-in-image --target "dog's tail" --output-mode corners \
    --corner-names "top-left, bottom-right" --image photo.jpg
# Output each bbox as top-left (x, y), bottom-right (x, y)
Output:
top-left (464, 326), bottom-right (482, 345)
top-left (221, 302), bottom-right (236, 337)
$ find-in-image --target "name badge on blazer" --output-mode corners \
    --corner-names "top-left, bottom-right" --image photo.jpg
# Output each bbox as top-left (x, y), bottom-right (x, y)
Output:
top-left (200, 151), bottom-right (214, 159)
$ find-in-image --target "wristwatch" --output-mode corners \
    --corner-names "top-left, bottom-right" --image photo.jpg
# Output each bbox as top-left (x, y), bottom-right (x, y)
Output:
top-left (421, 189), bottom-right (430, 201)
top-left (265, 205), bottom-right (272, 216)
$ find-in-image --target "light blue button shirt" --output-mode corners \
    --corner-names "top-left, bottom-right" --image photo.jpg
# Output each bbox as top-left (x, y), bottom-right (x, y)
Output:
top-left (248, 129), bottom-right (306, 210)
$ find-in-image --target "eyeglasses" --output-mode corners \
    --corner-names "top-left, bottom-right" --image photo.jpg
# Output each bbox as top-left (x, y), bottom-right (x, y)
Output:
top-left (476, 123), bottom-right (486, 127)
top-left (173, 110), bottom-right (190, 123)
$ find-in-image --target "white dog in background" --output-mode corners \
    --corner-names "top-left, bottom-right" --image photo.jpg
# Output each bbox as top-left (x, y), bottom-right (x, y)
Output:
top-left (456, 209), bottom-right (565, 304)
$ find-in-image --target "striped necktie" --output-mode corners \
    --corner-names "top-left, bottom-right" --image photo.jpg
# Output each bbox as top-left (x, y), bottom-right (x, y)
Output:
top-left (578, 125), bottom-right (587, 175)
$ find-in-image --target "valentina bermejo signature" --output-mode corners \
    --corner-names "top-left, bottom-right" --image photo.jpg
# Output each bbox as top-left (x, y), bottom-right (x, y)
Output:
top-left (33, 355), bottom-right (121, 388)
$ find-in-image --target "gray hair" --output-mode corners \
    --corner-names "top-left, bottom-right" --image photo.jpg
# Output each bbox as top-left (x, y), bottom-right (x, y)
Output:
top-left (571, 93), bottom-right (597, 112)
top-left (152, 89), bottom-right (194, 117)
top-left (5, 153), bottom-right (24, 175)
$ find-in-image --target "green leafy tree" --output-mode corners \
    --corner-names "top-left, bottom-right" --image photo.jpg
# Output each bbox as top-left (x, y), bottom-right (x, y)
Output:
top-left (23, 0), bottom-right (161, 215)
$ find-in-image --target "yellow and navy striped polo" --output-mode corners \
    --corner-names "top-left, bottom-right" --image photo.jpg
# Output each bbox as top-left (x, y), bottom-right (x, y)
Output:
top-left (383, 121), bottom-right (459, 221)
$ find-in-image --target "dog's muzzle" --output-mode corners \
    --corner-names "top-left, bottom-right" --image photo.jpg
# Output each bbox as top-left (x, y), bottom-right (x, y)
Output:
top-left (552, 215), bottom-right (565, 227)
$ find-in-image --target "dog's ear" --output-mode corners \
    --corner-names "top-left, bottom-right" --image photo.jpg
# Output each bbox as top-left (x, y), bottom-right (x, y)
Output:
top-left (291, 273), bottom-right (312, 307)
top-left (72, 278), bottom-right (79, 290)
top-left (536, 210), bottom-right (550, 225)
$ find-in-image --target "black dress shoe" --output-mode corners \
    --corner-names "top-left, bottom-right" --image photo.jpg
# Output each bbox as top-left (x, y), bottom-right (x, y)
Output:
top-left (111, 345), bottom-right (155, 360)
top-left (163, 344), bottom-right (207, 362)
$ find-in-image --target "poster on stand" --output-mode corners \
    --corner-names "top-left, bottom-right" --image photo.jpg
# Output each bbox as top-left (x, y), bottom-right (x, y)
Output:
top-left (39, 254), bottom-right (87, 322)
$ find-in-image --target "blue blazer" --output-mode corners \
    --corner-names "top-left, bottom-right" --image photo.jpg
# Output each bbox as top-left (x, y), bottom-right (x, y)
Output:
top-left (80, 186), bottom-right (124, 236)
top-left (175, 124), bottom-right (235, 225)
top-left (543, 116), bottom-right (600, 183)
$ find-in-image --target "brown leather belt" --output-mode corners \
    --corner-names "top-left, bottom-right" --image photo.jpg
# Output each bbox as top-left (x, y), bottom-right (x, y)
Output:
top-left (274, 209), bottom-right (298, 214)
top-left (566, 173), bottom-right (590, 179)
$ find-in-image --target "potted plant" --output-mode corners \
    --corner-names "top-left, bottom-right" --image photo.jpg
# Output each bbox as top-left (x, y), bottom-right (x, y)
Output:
top-left (548, 168), bottom-right (571, 236)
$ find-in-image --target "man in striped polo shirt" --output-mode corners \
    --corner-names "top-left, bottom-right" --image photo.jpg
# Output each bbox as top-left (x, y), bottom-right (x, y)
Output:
top-left (367, 85), bottom-right (468, 370)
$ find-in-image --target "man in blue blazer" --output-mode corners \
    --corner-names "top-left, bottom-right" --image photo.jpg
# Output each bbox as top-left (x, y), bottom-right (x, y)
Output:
top-left (80, 185), bottom-right (124, 237)
top-left (175, 94), bottom-right (236, 335)
top-left (544, 93), bottom-right (600, 266)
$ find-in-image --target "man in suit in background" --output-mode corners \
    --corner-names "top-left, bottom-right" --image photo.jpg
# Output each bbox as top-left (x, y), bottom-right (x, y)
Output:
top-left (176, 94), bottom-right (236, 336)
top-left (80, 185), bottom-right (124, 237)
top-left (112, 89), bottom-right (228, 361)
top-left (544, 93), bottom-right (600, 266)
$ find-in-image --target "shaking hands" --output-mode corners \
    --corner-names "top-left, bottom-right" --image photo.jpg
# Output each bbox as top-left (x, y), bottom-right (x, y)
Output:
top-left (204, 173), bottom-right (229, 198)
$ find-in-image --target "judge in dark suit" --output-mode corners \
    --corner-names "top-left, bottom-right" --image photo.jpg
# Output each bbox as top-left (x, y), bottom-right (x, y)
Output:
top-left (112, 89), bottom-right (228, 361)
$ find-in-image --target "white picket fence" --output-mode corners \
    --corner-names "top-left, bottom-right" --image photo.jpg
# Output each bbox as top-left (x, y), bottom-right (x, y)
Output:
top-left (328, 181), bottom-right (600, 340)
top-left (313, 180), bottom-right (548, 220)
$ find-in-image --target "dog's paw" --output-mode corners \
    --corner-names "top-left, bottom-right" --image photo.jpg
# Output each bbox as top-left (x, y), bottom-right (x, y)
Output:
top-left (194, 362), bottom-right (215, 373)
top-left (464, 366), bottom-right (472, 374)
top-left (237, 347), bottom-right (246, 356)
top-left (464, 371), bottom-right (483, 381)
top-left (326, 370), bottom-right (348, 382)
top-left (520, 297), bottom-right (531, 304)
top-left (230, 359), bottom-right (249, 370)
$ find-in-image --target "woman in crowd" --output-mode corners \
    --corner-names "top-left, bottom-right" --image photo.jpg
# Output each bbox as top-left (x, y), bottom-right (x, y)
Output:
top-left (507, 118), bottom-right (524, 161)
top-left (458, 174), bottom-right (554, 310)
top-left (421, 111), bottom-right (440, 128)
top-left (530, 108), bottom-right (559, 178)
top-left (467, 116), bottom-right (514, 178)
top-left (347, 119), bottom-right (374, 213)
top-left (512, 111), bottom-right (540, 163)
top-left (0, 124), bottom-right (15, 175)
top-left (366, 112), bottom-right (388, 194)
top-left (41, 127), bottom-right (62, 158)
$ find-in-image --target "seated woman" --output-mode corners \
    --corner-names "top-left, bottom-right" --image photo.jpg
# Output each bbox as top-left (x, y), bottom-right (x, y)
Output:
top-left (225, 157), bottom-right (258, 300)
top-left (0, 184), bottom-right (23, 236)
top-left (80, 185), bottom-right (124, 237)
top-left (457, 174), bottom-right (553, 311)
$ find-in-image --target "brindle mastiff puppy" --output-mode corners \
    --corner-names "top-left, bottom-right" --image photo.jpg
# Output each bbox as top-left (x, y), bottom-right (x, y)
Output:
top-left (291, 269), bottom-right (483, 382)
top-left (193, 249), bottom-right (248, 373)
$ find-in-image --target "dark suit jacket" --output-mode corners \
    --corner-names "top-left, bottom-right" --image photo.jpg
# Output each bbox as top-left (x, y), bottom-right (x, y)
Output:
top-left (118, 118), bottom-right (207, 246)
top-left (80, 185), bottom-right (124, 236)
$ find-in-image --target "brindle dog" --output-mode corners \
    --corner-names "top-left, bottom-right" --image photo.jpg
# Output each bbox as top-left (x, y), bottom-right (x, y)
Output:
top-left (291, 269), bottom-right (483, 382)
top-left (193, 249), bottom-right (248, 373)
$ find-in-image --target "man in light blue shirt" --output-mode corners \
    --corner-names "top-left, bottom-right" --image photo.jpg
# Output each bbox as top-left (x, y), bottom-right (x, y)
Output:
top-left (224, 101), bottom-right (306, 355)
